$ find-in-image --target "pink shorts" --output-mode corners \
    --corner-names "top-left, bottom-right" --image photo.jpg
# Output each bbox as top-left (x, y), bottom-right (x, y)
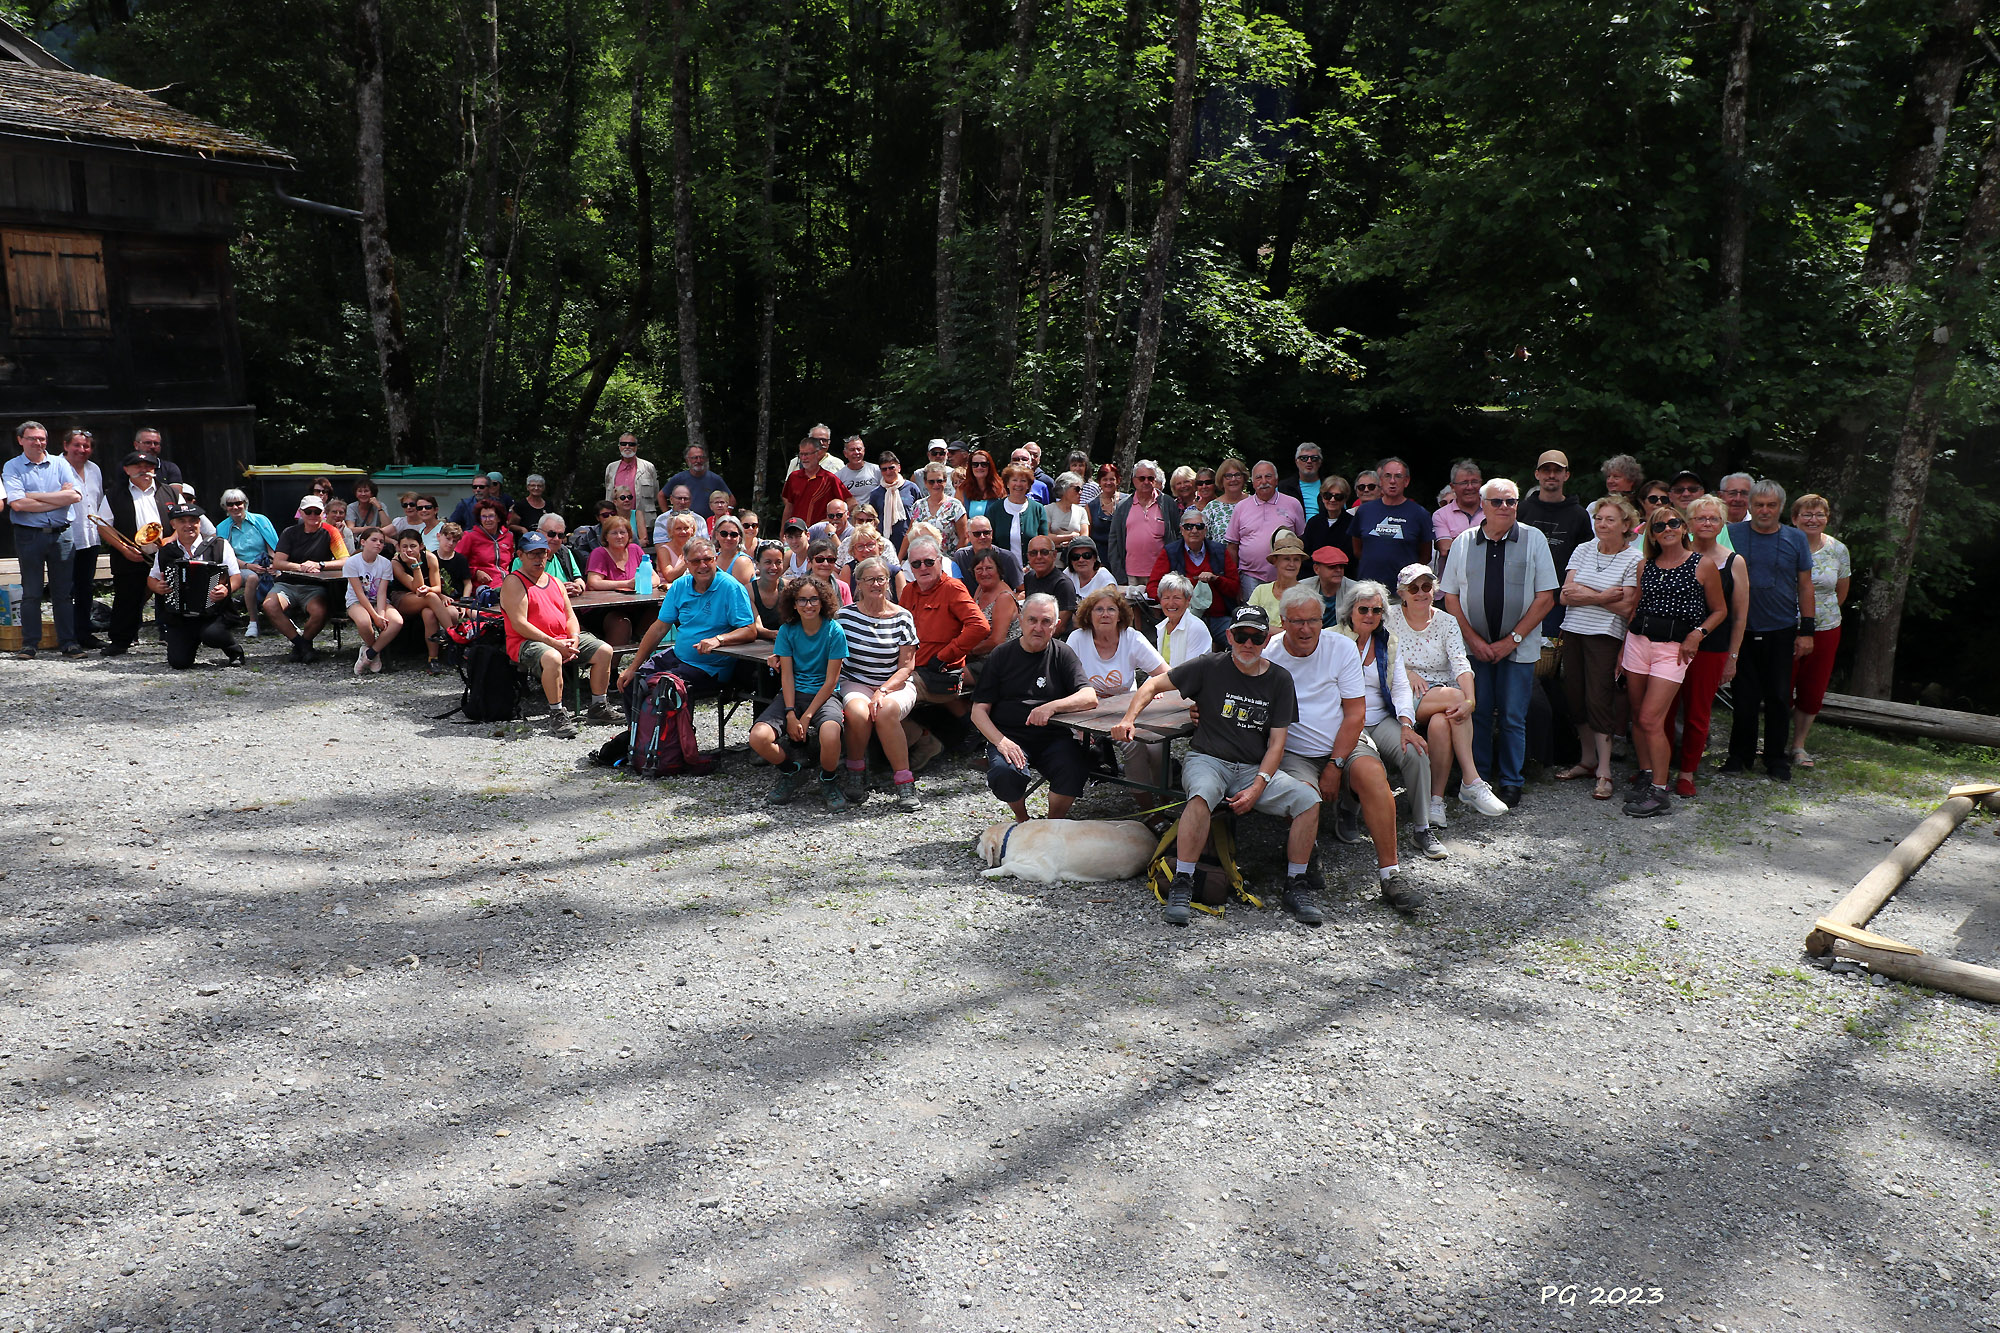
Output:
top-left (1619, 632), bottom-right (1691, 684)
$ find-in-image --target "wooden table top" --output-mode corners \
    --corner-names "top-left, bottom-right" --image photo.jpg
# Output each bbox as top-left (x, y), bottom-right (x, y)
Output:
top-left (1063, 688), bottom-right (1195, 741)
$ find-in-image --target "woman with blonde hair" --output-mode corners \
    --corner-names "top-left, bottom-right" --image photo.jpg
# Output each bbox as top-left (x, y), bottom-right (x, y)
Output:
top-left (1388, 562), bottom-right (1510, 821)
top-left (910, 463), bottom-right (969, 554)
top-left (1555, 495), bottom-right (1641, 800)
top-left (1620, 501), bottom-right (1726, 817)
top-left (1204, 458), bottom-right (1249, 535)
top-left (1787, 492), bottom-right (1850, 769)
top-left (1670, 494), bottom-right (1747, 796)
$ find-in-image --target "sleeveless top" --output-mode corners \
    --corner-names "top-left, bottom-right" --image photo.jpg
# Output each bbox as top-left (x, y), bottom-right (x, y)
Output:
top-left (1635, 555), bottom-right (1707, 634)
top-left (503, 571), bottom-right (571, 658)
top-left (1698, 552), bottom-right (1738, 654)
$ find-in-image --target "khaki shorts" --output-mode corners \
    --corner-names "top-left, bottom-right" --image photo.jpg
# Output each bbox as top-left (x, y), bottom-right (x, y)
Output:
top-left (836, 677), bottom-right (918, 715)
top-left (1181, 752), bottom-right (1320, 819)
top-left (517, 631), bottom-right (608, 676)
top-left (1278, 729), bottom-right (1381, 787)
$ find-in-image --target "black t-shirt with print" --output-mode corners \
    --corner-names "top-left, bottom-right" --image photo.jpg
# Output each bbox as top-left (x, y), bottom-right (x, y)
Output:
top-left (1168, 652), bottom-right (1297, 766)
top-left (276, 523), bottom-right (336, 567)
top-left (972, 636), bottom-right (1088, 733)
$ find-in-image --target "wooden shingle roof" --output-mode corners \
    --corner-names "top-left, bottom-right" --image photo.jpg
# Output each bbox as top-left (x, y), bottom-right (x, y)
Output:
top-left (0, 61), bottom-right (292, 170)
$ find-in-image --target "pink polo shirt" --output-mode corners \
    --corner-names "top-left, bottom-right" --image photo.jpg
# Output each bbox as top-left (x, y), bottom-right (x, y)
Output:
top-left (1432, 500), bottom-right (1482, 551)
top-left (1122, 495), bottom-right (1169, 585)
top-left (1225, 491), bottom-right (1306, 581)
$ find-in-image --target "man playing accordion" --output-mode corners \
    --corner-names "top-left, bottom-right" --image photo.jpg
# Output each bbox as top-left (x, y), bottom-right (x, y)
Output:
top-left (147, 503), bottom-right (245, 670)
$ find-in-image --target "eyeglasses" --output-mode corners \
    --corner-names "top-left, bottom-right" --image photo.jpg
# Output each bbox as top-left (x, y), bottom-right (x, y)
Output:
top-left (1487, 496), bottom-right (1519, 507)
top-left (908, 557), bottom-right (938, 568)
top-left (794, 596), bottom-right (822, 607)
top-left (1405, 580), bottom-right (1435, 593)
top-left (1651, 517), bottom-right (1685, 532)
top-left (1230, 628), bottom-right (1268, 645)
top-left (1353, 605), bottom-right (1385, 617)
top-left (1356, 482), bottom-right (1379, 493)
top-left (1644, 494), bottom-right (1671, 506)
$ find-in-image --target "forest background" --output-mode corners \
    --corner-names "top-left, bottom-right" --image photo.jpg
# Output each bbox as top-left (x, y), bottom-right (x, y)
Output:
top-left (10, 0), bottom-right (2000, 704)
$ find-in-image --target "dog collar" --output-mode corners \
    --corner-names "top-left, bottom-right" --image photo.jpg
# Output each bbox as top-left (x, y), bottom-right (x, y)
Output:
top-left (999, 821), bottom-right (1018, 863)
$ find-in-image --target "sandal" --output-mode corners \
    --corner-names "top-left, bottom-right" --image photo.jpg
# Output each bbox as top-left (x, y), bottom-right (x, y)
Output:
top-left (1556, 763), bottom-right (1595, 781)
top-left (1592, 776), bottom-right (1615, 801)
top-left (1794, 748), bottom-right (1815, 770)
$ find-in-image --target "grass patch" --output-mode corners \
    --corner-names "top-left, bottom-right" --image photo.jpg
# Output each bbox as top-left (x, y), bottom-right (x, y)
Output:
top-left (1803, 724), bottom-right (2000, 806)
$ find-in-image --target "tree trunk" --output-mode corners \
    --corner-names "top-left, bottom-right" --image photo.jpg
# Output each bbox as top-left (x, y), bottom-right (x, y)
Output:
top-left (472, 0), bottom-right (506, 452)
top-left (427, 15), bottom-right (483, 446)
top-left (668, 0), bottom-right (707, 456)
top-left (1848, 114), bottom-right (2000, 699)
top-left (750, 0), bottom-right (796, 519)
top-left (1074, 176), bottom-right (1112, 455)
top-left (934, 0), bottom-right (963, 373)
top-left (1027, 124), bottom-right (1059, 409)
top-left (1715, 4), bottom-right (1757, 368)
top-left (989, 0), bottom-right (1041, 410)
top-left (1111, 0), bottom-right (1199, 478)
top-left (1864, 0), bottom-right (1986, 286)
top-left (1265, 0), bottom-right (1360, 299)
top-left (355, 0), bottom-right (425, 465)
top-left (551, 1), bottom-right (655, 508)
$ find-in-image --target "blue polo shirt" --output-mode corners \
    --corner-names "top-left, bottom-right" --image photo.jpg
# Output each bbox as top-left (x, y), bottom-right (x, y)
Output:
top-left (1727, 520), bottom-right (1813, 633)
top-left (3, 454), bottom-right (82, 529)
top-left (655, 570), bottom-right (755, 678)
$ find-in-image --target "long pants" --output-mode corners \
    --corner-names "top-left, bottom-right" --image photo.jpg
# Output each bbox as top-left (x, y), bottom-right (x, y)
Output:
top-left (11, 524), bottom-right (75, 648)
top-left (1674, 650), bottom-right (1730, 773)
top-left (164, 615), bottom-right (239, 669)
top-left (1365, 714), bottom-right (1431, 827)
top-left (1727, 630), bottom-right (1795, 774)
top-left (107, 552), bottom-right (152, 648)
top-left (1468, 656), bottom-right (1534, 788)
top-left (70, 544), bottom-right (100, 639)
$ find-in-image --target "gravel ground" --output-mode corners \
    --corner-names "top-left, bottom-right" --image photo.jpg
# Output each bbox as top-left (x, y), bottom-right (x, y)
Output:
top-left (2, 635), bottom-right (1998, 1333)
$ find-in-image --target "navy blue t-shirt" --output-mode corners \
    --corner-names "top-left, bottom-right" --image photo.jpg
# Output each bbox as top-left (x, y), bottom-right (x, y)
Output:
top-left (1352, 498), bottom-right (1433, 585)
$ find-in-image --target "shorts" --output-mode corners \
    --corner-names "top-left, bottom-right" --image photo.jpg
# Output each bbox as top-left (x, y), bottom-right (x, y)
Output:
top-left (755, 693), bottom-right (846, 732)
top-left (517, 631), bottom-right (609, 676)
top-left (1181, 752), bottom-right (1321, 819)
top-left (836, 677), bottom-right (918, 715)
top-left (270, 580), bottom-right (326, 614)
top-left (1619, 632), bottom-right (1692, 685)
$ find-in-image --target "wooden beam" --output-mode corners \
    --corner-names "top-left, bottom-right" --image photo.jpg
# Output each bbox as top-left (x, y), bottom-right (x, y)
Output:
top-left (1817, 691), bottom-right (2000, 748)
top-left (1805, 795), bottom-right (1982, 956)
top-left (1827, 941), bottom-right (2000, 1004)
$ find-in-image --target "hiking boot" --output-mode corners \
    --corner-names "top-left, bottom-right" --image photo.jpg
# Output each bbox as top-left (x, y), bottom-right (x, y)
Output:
top-left (767, 764), bottom-right (810, 805)
top-left (1163, 872), bottom-right (1196, 927)
top-left (839, 767), bottom-right (870, 805)
top-left (1281, 876), bottom-right (1324, 926)
top-left (819, 773), bottom-right (849, 812)
top-left (908, 729), bottom-right (944, 773)
top-left (225, 648), bottom-right (246, 667)
top-left (585, 699), bottom-right (622, 725)
top-left (1413, 826), bottom-right (1448, 861)
top-left (547, 705), bottom-right (578, 739)
top-left (300, 643), bottom-right (322, 665)
top-left (1624, 787), bottom-right (1671, 818)
top-left (1379, 868), bottom-right (1428, 914)
top-left (288, 638), bottom-right (306, 663)
top-left (894, 780), bottom-right (921, 812)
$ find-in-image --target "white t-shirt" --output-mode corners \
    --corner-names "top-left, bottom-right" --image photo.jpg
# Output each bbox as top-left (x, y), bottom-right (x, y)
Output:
top-left (1065, 626), bottom-right (1165, 697)
top-left (1002, 498), bottom-right (1030, 564)
top-left (1073, 567), bottom-right (1117, 598)
top-left (1563, 541), bottom-right (1642, 639)
top-left (343, 553), bottom-right (395, 607)
top-left (836, 462), bottom-right (882, 493)
top-left (1261, 629), bottom-right (1366, 757)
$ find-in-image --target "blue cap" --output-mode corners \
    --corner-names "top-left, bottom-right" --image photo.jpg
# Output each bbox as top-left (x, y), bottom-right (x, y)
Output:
top-left (515, 531), bottom-right (551, 554)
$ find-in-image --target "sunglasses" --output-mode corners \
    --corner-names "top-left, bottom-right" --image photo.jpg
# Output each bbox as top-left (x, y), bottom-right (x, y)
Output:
top-left (1487, 496), bottom-right (1519, 507)
top-left (225, 500), bottom-right (246, 508)
top-left (1229, 628), bottom-right (1268, 645)
top-left (1181, 523), bottom-right (1207, 531)
top-left (1070, 552), bottom-right (1096, 562)
top-left (908, 557), bottom-right (938, 568)
top-left (1651, 517), bottom-right (1685, 532)
top-left (401, 501), bottom-right (418, 508)
top-left (1644, 494), bottom-right (1672, 505)
top-left (1353, 605), bottom-right (1385, 616)
top-left (1405, 580), bottom-right (1435, 593)
top-left (1357, 483), bottom-right (1380, 493)
top-left (1324, 491), bottom-right (1349, 503)
top-left (417, 503), bottom-right (436, 511)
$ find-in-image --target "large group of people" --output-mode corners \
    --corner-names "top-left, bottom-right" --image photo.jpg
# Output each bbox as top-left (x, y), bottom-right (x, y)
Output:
top-left (6, 419), bottom-right (1854, 920)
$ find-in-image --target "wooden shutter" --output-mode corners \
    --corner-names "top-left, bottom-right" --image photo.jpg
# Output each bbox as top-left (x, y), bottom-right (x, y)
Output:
top-left (5, 230), bottom-right (108, 334)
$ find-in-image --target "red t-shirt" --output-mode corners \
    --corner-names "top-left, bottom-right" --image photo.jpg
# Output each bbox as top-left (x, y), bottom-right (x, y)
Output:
top-left (781, 468), bottom-right (850, 526)
top-left (504, 571), bottom-right (571, 660)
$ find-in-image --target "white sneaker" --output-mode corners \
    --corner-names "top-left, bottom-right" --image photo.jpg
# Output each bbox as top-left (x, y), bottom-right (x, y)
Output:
top-left (355, 645), bottom-right (370, 677)
top-left (244, 623), bottom-right (260, 638)
top-left (1428, 795), bottom-right (1448, 829)
top-left (1462, 780), bottom-right (1510, 817)
top-left (368, 649), bottom-right (383, 673)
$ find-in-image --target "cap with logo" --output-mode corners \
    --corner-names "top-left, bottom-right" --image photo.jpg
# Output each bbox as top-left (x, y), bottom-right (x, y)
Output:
top-left (1229, 604), bottom-right (1271, 632)
top-left (122, 451), bottom-right (156, 469)
top-left (515, 531), bottom-right (551, 554)
top-left (167, 502), bottom-right (204, 521)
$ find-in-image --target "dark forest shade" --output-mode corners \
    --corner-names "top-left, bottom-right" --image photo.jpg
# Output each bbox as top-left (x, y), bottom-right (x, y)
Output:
top-left (0, 43), bottom-right (291, 531)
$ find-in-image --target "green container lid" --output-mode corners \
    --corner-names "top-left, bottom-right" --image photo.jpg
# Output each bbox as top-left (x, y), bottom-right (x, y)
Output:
top-left (372, 465), bottom-right (486, 480)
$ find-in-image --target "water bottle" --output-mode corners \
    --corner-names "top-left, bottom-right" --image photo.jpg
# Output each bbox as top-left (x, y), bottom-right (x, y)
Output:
top-left (635, 554), bottom-right (654, 596)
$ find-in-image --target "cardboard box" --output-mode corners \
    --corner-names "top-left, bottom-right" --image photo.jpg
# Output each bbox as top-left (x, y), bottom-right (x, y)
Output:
top-left (0, 585), bottom-right (19, 627)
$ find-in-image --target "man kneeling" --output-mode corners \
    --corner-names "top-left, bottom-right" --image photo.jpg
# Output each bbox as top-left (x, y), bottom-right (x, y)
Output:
top-left (503, 531), bottom-right (615, 738)
top-left (970, 593), bottom-right (1098, 822)
top-left (1112, 604), bottom-right (1323, 927)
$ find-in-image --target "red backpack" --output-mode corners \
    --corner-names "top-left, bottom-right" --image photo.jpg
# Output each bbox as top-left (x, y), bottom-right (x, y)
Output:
top-left (621, 653), bottom-right (718, 777)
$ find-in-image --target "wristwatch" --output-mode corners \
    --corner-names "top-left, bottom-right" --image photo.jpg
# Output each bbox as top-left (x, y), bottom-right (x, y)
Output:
top-left (1509, 631), bottom-right (1524, 645)
top-left (1256, 770), bottom-right (1275, 783)
top-left (1328, 754), bottom-right (1349, 770)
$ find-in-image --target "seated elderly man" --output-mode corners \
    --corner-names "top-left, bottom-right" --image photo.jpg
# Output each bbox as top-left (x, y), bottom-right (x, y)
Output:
top-left (900, 534), bottom-right (988, 721)
top-left (618, 536), bottom-right (756, 701)
top-left (1112, 604), bottom-right (1323, 927)
top-left (970, 593), bottom-right (1099, 822)
top-left (1261, 584), bottom-right (1430, 914)
top-left (535, 513), bottom-right (588, 592)
top-left (952, 515), bottom-right (1023, 589)
top-left (502, 531), bottom-right (617, 738)
top-left (148, 502), bottom-right (245, 669)
top-left (1020, 535), bottom-right (1078, 618)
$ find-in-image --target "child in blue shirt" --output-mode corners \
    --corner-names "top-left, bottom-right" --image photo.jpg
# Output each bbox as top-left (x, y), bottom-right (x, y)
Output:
top-left (747, 573), bottom-right (852, 811)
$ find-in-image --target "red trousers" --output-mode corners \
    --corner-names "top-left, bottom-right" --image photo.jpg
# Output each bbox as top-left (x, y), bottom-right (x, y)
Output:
top-left (1674, 650), bottom-right (1730, 774)
top-left (1791, 626), bottom-right (1841, 715)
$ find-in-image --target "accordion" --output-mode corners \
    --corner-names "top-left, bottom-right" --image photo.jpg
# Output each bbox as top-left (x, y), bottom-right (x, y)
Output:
top-left (164, 560), bottom-right (225, 618)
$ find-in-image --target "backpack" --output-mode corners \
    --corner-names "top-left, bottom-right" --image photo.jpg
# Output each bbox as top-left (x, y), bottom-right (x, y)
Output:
top-left (437, 641), bottom-right (522, 723)
top-left (622, 651), bottom-right (718, 777)
top-left (1146, 814), bottom-right (1262, 916)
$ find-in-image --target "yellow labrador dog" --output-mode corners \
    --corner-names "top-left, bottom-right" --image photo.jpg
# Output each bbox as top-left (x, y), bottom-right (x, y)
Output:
top-left (976, 819), bottom-right (1157, 884)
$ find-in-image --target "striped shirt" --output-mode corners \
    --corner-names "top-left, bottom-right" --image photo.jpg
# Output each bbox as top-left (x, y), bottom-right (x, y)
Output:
top-left (836, 602), bottom-right (918, 688)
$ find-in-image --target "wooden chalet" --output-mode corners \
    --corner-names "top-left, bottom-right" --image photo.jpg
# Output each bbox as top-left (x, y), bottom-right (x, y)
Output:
top-left (0, 24), bottom-right (293, 545)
